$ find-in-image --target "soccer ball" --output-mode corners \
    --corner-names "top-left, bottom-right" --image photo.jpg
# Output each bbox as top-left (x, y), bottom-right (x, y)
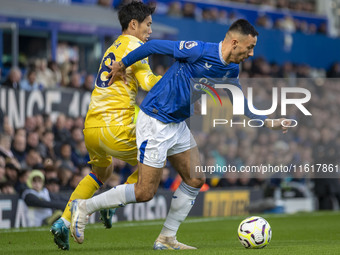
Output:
top-left (237, 216), bottom-right (272, 249)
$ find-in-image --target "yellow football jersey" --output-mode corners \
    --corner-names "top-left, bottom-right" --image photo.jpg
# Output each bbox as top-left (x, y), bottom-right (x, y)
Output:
top-left (85, 35), bottom-right (161, 128)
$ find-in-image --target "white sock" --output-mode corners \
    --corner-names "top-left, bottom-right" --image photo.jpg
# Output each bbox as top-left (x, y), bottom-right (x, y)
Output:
top-left (60, 217), bottom-right (70, 228)
top-left (85, 184), bottom-right (136, 214)
top-left (161, 182), bottom-right (200, 237)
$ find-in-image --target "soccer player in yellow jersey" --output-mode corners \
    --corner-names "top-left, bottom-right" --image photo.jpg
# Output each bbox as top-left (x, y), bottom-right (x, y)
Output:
top-left (51, 1), bottom-right (161, 250)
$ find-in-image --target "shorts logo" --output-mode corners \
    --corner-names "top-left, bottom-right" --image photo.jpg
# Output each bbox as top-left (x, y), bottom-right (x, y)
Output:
top-left (185, 41), bottom-right (198, 49)
top-left (150, 151), bottom-right (159, 161)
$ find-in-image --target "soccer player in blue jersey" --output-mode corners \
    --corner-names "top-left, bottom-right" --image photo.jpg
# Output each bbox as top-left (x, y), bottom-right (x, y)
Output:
top-left (70, 19), bottom-right (291, 250)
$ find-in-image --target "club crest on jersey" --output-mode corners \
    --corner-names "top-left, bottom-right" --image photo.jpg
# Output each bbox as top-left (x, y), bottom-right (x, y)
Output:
top-left (185, 41), bottom-right (198, 49)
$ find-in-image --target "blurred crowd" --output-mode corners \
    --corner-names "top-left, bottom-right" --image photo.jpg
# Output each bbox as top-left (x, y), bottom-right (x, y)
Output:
top-left (89, 0), bottom-right (329, 36)
top-left (0, 57), bottom-right (95, 92)
top-left (100, 0), bottom-right (327, 36)
top-left (163, 1), bottom-right (326, 36)
top-left (192, 60), bottom-right (340, 210)
top-left (106, 0), bottom-right (317, 14)
top-left (0, 39), bottom-right (97, 91)
top-left (0, 113), bottom-right (91, 194)
top-left (29, 0), bottom-right (331, 37)
top-left (44, 0), bottom-right (317, 14)
top-left (255, 15), bottom-right (327, 35)
top-left (222, 0), bottom-right (317, 13)
top-left (0, 110), bottom-right (155, 196)
top-left (1, 55), bottom-right (339, 92)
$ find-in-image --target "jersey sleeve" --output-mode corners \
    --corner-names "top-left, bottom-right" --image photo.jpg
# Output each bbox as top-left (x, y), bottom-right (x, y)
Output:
top-left (125, 40), bottom-right (162, 91)
top-left (173, 40), bottom-right (203, 62)
top-left (131, 60), bottom-right (162, 91)
top-left (122, 40), bottom-right (203, 67)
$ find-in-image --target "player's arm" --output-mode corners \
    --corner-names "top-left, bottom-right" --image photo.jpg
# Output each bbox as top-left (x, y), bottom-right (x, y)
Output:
top-left (131, 60), bottom-right (161, 91)
top-left (123, 40), bottom-right (176, 66)
top-left (122, 40), bottom-right (202, 65)
top-left (107, 40), bottom-right (202, 85)
top-left (23, 193), bottom-right (66, 210)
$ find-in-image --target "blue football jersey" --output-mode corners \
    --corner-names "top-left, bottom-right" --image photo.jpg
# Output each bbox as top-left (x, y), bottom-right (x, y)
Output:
top-left (122, 40), bottom-right (266, 123)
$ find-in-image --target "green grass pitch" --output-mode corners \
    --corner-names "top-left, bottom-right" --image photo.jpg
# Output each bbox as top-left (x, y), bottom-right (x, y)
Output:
top-left (1, 211), bottom-right (340, 255)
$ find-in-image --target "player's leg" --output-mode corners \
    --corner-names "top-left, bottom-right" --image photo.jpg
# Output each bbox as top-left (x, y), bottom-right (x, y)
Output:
top-left (96, 124), bottom-right (140, 225)
top-left (70, 110), bottom-right (171, 244)
top-left (61, 165), bottom-right (111, 220)
top-left (70, 161), bottom-right (162, 244)
top-left (154, 147), bottom-right (205, 250)
top-left (91, 164), bottom-right (117, 229)
top-left (125, 168), bottom-right (139, 184)
top-left (154, 125), bottom-right (205, 250)
top-left (51, 127), bottom-right (114, 250)
top-left (98, 157), bottom-right (140, 228)
top-left (165, 147), bottom-right (205, 228)
top-left (77, 125), bottom-right (140, 229)
top-left (51, 165), bottom-right (111, 250)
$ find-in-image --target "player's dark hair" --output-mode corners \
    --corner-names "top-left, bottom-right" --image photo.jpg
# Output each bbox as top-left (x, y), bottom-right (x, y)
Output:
top-left (118, 1), bottom-right (155, 32)
top-left (228, 19), bottom-right (259, 37)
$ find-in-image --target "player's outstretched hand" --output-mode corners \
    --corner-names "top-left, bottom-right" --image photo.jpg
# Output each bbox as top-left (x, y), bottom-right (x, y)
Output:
top-left (265, 118), bottom-right (291, 134)
top-left (106, 60), bottom-right (127, 85)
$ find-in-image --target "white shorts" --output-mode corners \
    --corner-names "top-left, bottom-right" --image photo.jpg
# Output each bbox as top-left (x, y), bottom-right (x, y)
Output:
top-left (136, 110), bottom-right (197, 168)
